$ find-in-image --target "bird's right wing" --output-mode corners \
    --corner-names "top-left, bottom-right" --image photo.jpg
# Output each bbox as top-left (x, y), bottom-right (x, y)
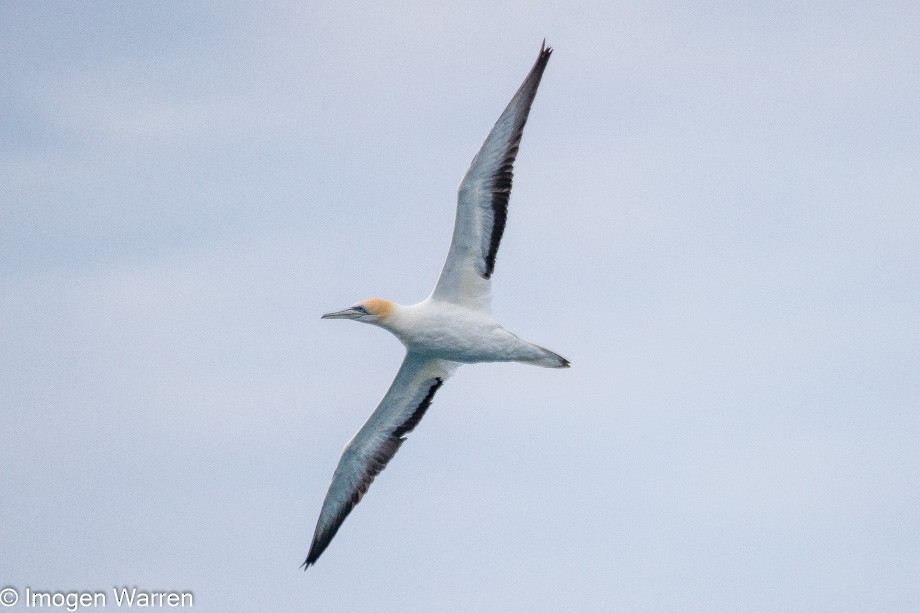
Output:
top-left (430, 42), bottom-right (552, 312)
top-left (303, 352), bottom-right (457, 568)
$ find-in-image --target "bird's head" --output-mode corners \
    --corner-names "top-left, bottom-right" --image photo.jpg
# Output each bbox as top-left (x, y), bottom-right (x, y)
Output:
top-left (321, 298), bottom-right (395, 324)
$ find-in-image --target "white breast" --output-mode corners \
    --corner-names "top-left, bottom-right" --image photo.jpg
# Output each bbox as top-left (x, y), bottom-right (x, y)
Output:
top-left (383, 299), bottom-right (540, 364)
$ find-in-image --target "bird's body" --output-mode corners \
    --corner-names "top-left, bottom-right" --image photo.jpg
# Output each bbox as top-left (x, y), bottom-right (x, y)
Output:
top-left (348, 298), bottom-right (569, 367)
top-left (305, 42), bottom-right (566, 568)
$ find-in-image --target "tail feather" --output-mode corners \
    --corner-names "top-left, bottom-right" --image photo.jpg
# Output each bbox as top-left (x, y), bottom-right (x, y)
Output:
top-left (526, 345), bottom-right (570, 368)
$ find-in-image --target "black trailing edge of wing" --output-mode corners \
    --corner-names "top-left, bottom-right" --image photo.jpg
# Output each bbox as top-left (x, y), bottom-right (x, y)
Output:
top-left (302, 377), bottom-right (446, 569)
top-left (483, 42), bottom-right (553, 279)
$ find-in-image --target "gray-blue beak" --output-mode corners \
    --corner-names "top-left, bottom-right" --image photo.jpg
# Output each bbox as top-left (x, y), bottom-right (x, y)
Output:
top-left (321, 307), bottom-right (363, 320)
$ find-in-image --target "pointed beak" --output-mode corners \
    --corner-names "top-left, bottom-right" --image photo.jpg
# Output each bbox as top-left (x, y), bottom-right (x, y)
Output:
top-left (321, 307), bottom-right (363, 320)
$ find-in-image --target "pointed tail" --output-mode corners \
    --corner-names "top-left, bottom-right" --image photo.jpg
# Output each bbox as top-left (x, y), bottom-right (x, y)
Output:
top-left (526, 345), bottom-right (570, 368)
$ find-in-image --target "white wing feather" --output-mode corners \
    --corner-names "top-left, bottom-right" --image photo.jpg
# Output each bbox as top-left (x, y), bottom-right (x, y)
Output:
top-left (303, 353), bottom-right (457, 567)
top-left (430, 43), bottom-right (553, 312)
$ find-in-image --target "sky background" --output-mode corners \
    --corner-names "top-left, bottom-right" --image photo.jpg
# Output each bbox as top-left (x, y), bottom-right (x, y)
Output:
top-left (2, 2), bottom-right (919, 611)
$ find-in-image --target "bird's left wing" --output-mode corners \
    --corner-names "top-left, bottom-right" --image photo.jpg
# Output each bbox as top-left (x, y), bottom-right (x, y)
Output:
top-left (430, 42), bottom-right (552, 312)
top-left (303, 352), bottom-right (457, 568)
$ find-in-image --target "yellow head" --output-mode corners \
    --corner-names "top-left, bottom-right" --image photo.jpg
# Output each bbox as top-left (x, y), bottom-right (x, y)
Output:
top-left (321, 298), bottom-right (395, 322)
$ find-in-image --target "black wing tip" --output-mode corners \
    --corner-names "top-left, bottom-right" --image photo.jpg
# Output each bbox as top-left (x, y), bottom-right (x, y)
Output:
top-left (533, 41), bottom-right (552, 75)
top-left (302, 544), bottom-right (321, 570)
top-left (303, 532), bottom-right (330, 570)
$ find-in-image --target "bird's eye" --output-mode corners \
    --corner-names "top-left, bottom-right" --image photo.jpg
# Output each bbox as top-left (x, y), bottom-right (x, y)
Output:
top-left (353, 305), bottom-right (368, 314)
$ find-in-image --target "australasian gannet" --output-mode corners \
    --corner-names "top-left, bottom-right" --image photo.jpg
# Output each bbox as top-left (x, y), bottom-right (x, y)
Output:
top-left (304, 42), bottom-right (567, 568)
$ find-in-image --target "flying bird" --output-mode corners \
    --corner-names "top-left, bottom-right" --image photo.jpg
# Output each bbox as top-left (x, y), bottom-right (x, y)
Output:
top-left (304, 42), bottom-right (566, 568)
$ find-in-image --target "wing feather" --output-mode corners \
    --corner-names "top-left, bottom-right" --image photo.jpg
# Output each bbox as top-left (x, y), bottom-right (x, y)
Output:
top-left (430, 42), bottom-right (553, 311)
top-left (303, 353), bottom-right (456, 568)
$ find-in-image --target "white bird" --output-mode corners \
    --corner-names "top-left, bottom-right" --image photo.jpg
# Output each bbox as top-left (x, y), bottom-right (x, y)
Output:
top-left (304, 42), bottom-right (567, 568)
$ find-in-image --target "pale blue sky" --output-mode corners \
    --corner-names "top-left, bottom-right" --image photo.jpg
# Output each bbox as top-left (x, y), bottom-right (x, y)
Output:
top-left (2, 2), bottom-right (919, 611)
